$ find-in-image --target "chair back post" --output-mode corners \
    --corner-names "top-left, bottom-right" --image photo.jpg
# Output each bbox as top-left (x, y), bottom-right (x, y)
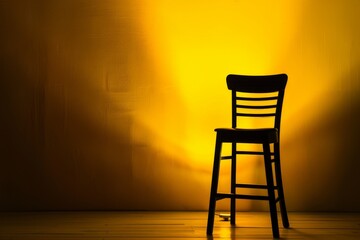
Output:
top-left (274, 87), bottom-right (286, 140)
top-left (231, 90), bottom-right (237, 128)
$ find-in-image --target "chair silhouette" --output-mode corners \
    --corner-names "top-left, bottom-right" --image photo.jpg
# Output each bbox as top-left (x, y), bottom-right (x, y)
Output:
top-left (206, 74), bottom-right (290, 238)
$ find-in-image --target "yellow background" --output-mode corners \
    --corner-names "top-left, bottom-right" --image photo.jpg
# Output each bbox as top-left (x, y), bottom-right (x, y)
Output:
top-left (1, 0), bottom-right (360, 211)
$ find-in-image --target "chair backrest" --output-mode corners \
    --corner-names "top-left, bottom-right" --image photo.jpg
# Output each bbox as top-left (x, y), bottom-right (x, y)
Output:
top-left (226, 74), bottom-right (287, 131)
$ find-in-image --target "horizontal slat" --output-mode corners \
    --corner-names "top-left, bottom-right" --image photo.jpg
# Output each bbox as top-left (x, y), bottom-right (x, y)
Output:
top-left (236, 104), bottom-right (277, 109)
top-left (216, 193), bottom-right (269, 201)
top-left (236, 183), bottom-right (278, 190)
top-left (236, 96), bottom-right (278, 101)
top-left (236, 113), bottom-right (276, 117)
top-left (220, 153), bottom-right (276, 160)
top-left (236, 151), bottom-right (275, 156)
top-left (216, 194), bottom-right (281, 203)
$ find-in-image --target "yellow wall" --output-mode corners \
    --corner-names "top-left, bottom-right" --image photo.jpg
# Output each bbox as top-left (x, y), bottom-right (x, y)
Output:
top-left (1, 0), bottom-right (360, 211)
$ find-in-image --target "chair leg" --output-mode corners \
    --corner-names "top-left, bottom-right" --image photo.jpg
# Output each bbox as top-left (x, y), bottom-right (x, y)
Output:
top-left (263, 143), bottom-right (280, 238)
top-left (207, 137), bottom-right (223, 235)
top-left (276, 167), bottom-right (290, 228)
top-left (230, 142), bottom-right (236, 225)
top-left (274, 144), bottom-right (290, 228)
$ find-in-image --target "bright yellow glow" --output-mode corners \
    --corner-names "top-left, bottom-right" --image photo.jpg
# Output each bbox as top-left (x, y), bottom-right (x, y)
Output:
top-left (135, 1), bottom-right (302, 166)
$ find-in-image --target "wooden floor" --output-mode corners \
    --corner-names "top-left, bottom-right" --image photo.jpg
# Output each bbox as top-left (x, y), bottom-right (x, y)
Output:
top-left (0, 211), bottom-right (360, 239)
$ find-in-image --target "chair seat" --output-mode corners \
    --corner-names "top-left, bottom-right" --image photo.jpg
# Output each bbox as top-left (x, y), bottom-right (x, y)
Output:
top-left (214, 128), bottom-right (278, 144)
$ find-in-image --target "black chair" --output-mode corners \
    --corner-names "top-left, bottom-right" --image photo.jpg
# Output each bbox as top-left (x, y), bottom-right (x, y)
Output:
top-left (206, 74), bottom-right (290, 238)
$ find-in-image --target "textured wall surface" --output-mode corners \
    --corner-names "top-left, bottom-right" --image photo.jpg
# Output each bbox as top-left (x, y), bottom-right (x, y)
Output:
top-left (1, 0), bottom-right (360, 211)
